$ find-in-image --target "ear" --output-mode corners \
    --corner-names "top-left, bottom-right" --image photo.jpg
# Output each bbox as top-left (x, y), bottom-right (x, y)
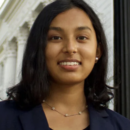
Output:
top-left (95, 44), bottom-right (102, 63)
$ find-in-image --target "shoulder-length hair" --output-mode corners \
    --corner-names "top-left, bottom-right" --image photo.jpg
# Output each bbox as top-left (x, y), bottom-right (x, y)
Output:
top-left (7, 0), bottom-right (113, 110)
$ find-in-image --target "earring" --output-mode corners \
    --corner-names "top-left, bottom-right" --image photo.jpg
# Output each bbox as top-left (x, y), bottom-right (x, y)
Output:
top-left (96, 57), bottom-right (99, 61)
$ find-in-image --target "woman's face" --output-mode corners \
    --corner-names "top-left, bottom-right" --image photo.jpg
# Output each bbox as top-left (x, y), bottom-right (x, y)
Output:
top-left (45, 7), bottom-right (101, 85)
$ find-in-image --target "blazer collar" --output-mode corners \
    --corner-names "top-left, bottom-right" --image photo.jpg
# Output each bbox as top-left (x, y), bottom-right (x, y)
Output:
top-left (19, 104), bottom-right (114, 130)
top-left (88, 104), bottom-right (114, 130)
top-left (19, 105), bottom-right (50, 130)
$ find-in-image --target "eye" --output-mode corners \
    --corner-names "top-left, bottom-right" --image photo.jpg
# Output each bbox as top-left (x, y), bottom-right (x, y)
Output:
top-left (50, 36), bottom-right (62, 40)
top-left (77, 36), bottom-right (88, 40)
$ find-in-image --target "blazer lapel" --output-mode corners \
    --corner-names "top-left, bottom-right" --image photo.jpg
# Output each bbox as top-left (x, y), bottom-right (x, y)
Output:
top-left (18, 104), bottom-right (50, 130)
top-left (88, 104), bottom-right (114, 130)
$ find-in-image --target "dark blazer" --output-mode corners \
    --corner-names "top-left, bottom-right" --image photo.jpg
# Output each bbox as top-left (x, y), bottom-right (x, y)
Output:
top-left (0, 100), bottom-right (130, 130)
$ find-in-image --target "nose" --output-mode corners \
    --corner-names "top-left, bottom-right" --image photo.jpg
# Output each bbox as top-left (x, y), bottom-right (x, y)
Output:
top-left (62, 39), bottom-right (78, 55)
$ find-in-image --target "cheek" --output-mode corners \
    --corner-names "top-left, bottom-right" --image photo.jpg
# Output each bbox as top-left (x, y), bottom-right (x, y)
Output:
top-left (79, 43), bottom-right (97, 61)
top-left (45, 44), bottom-right (62, 74)
top-left (45, 44), bottom-right (60, 61)
top-left (45, 46), bottom-right (55, 75)
top-left (80, 46), bottom-right (97, 78)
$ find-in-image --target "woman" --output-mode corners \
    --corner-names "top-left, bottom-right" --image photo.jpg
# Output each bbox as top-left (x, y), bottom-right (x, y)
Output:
top-left (0, 0), bottom-right (130, 130)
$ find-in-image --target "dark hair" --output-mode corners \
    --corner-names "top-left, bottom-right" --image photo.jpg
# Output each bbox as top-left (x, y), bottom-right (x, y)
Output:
top-left (7, 0), bottom-right (114, 110)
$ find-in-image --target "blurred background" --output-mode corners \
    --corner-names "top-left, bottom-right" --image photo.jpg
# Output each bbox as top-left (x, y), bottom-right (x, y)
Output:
top-left (0, 0), bottom-right (130, 119)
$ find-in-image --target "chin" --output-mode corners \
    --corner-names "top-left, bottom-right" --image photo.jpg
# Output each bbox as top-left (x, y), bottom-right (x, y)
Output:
top-left (56, 77), bottom-right (85, 85)
top-left (49, 73), bottom-right (87, 85)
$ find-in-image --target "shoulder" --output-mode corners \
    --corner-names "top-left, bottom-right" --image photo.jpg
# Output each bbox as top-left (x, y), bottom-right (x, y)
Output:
top-left (0, 100), bottom-right (48, 130)
top-left (0, 100), bottom-right (24, 129)
top-left (0, 100), bottom-right (22, 114)
top-left (105, 108), bottom-right (130, 128)
top-left (0, 100), bottom-right (24, 119)
top-left (0, 100), bottom-right (16, 109)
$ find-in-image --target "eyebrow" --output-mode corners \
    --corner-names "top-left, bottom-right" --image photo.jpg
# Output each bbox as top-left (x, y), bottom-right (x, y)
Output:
top-left (49, 26), bottom-right (92, 32)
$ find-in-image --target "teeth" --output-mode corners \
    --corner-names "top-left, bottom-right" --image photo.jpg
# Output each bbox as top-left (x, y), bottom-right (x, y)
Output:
top-left (59, 62), bottom-right (80, 66)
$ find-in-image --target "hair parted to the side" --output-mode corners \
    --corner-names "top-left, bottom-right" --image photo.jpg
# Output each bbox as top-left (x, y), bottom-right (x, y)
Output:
top-left (7, 0), bottom-right (114, 110)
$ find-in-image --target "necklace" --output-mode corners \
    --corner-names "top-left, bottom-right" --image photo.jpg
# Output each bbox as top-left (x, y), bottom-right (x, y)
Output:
top-left (43, 100), bottom-right (88, 117)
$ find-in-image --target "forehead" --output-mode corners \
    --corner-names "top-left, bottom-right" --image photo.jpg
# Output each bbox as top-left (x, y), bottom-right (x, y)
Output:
top-left (49, 7), bottom-right (93, 30)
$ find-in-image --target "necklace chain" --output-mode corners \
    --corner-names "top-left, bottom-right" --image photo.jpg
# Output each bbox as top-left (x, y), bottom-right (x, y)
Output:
top-left (43, 100), bottom-right (88, 117)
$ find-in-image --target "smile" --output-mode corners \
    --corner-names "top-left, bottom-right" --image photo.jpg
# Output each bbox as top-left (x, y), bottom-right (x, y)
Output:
top-left (59, 62), bottom-right (80, 66)
top-left (58, 60), bottom-right (81, 71)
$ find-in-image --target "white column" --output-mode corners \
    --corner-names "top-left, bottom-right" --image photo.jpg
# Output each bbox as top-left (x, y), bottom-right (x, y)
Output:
top-left (43, 0), bottom-right (54, 5)
top-left (0, 63), bottom-right (3, 100)
top-left (28, 11), bottom-right (39, 30)
top-left (3, 41), bottom-right (17, 99)
top-left (0, 63), bottom-right (4, 100)
top-left (0, 64), bottom-right (2, 86)
top-left (15, 27), bottom-right (29, 84)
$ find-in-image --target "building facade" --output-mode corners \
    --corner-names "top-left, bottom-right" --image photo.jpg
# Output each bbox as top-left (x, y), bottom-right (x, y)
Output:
top-left (0, 0), bottom-right (114, 109)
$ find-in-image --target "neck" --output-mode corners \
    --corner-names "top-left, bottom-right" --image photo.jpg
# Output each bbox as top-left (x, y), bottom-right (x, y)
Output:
top-left (45, 81), bottom-right (87, 114)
